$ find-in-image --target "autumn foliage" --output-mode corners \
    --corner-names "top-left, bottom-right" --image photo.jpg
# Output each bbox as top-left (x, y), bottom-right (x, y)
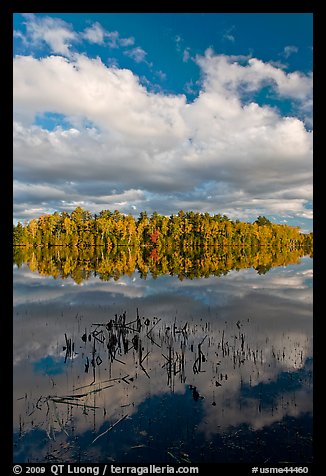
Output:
top-left (13, 206), bottom-right (313, 251)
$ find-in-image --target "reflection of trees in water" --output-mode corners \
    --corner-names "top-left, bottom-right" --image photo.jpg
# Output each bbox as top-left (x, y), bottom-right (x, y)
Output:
top-left (13, 245), bottom-right (312, 284)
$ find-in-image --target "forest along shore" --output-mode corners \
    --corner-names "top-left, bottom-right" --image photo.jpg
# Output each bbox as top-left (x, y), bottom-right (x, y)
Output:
top-left (13, 207), bottom-right (313, 250)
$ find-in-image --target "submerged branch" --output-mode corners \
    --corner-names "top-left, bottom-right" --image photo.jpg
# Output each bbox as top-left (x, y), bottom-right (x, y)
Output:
top-left (91, 414), bottom-right (129, 445)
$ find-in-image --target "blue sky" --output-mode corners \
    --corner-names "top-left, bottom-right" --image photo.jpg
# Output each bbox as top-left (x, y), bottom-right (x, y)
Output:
top-left (13, 13), bottom-right (313, 231)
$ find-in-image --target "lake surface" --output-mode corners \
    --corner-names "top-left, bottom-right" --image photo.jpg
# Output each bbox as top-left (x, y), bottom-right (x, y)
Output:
top-left (13, 247), bottom-right (313, 464)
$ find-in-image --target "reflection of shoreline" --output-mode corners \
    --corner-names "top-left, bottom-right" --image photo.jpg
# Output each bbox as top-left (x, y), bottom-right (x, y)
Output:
top-left (13, 245), bottom-right (312, 283)
top-left (13, 257), bottom-right (313, 463)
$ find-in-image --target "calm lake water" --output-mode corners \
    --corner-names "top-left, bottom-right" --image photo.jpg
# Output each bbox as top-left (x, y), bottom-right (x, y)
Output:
top-left (13, 247), bottom-right (313, 464)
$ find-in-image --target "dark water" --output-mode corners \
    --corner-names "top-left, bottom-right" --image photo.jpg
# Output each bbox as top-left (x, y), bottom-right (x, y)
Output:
top-left (13, 248), bottom-right (313, 464)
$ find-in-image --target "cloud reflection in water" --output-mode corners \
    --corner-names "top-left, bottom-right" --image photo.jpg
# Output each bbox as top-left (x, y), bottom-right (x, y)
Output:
top-left (13, 256), bottom-right (313, 463)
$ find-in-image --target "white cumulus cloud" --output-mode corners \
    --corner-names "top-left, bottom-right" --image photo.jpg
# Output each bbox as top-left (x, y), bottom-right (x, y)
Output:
top-left (124, 46), bottom-right (148, 63)
top-left (82, 21), bottom-right (135, 49)
top-left (15, 13), bottom-right (79, 56)
top-left (13, 49), bottom-right (313, 226)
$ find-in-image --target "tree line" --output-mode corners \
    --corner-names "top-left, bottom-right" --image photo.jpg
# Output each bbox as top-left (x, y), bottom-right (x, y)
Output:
top-left (13, 206), bottom-right (313, 250)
